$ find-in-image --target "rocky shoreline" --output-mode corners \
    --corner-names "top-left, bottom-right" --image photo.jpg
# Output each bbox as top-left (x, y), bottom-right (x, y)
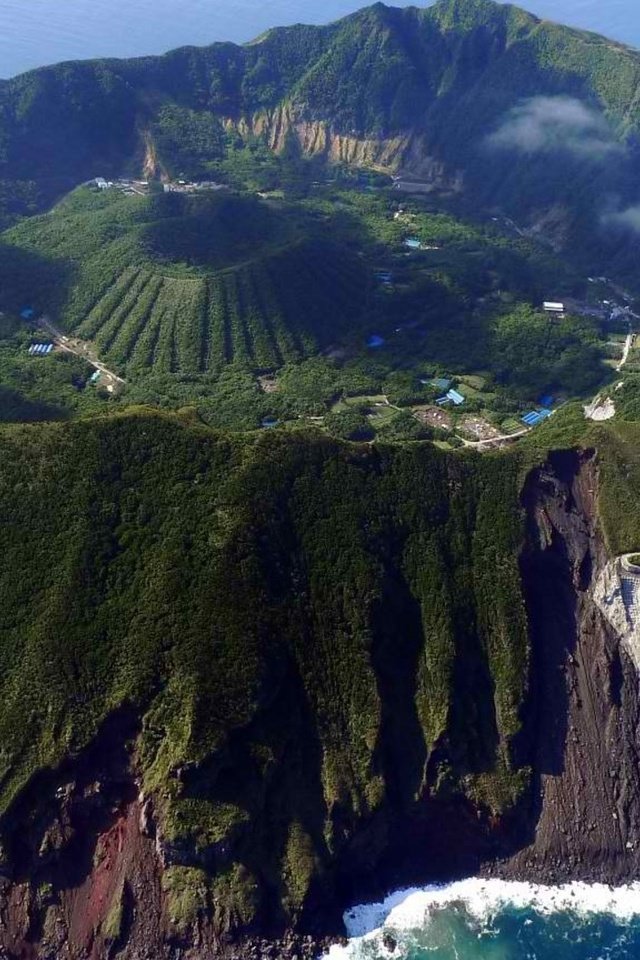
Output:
top-left (2, 451), bottom-right (640, 959)
top-left (219, 932), bottom-right (345, 960)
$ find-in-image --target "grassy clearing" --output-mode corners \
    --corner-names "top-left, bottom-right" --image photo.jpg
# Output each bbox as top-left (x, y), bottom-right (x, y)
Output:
top-left (499, 417), bottom-right (524, 435)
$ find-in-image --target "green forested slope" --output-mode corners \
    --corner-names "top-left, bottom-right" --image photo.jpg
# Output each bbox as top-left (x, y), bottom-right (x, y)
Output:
top-left (0, 188), bottom-right (371, 377)
top-left (0, 0), bottom-right (639, 275)
top-left (3, 0), bottom-right (640, 936)
top-left (0, 180), bottom-right (611, 433)
top-left (0, 410), bottom-right (528, 928)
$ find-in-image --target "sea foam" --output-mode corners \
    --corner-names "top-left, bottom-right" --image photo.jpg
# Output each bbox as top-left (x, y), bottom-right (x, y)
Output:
top-left (322, 878), bottom-right (640, 958)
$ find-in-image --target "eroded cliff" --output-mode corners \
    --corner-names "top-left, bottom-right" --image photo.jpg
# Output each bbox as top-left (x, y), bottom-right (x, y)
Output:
top-left (222, 107), bottom-right (464, 192)
top-left (0, 421), bottom-right (639, 959)
top-left (499, 449), bottom-right (640, 884)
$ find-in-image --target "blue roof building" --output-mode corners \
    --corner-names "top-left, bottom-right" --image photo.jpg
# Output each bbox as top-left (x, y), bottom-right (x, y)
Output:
top-left (20, 307), bottom-right (35, 320)
top-left (404, 238), bottom-right (421, 250)
top-left (522, 412), bottom-right (541, 426)
top-left (436, 389), bottom-right (465, 406)
top-left (522, 408), bottom-right (552, 427)
top-left (367, 335), bottom-right (385, 348)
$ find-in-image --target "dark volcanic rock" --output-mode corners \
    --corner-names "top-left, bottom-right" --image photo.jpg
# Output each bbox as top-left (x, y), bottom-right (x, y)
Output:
top-left (498, 449), bottom-right (640, 884)
top-left (2, 450), bottom-right (640, 957)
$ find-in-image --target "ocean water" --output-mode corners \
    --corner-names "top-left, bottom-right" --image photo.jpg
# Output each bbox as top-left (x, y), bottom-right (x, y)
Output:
top-left (0, 0), bottom-right (638, 80)
top-left (323, 879), bottom-right (640, 960)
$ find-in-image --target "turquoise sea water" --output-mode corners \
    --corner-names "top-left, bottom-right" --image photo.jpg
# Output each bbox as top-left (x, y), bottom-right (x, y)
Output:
top-left (0, 1), bottom-right (638, 80)
top-left (323, 880), bottom-right (640, 960)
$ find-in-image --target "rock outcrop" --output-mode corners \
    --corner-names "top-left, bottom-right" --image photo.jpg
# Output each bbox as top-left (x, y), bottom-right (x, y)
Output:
top-left (499, 450), bottom-right (640, 884)
top-left (2, 447), bottom-right (640, 958)
top-left (223, 107), bottom-right (465, 190)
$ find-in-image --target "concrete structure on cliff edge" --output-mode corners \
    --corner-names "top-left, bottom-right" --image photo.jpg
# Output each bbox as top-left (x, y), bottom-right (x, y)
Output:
top-left (594, 554), bottom-right (640, 666)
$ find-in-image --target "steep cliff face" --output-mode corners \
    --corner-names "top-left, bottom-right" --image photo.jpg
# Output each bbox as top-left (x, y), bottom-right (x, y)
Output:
top-left (0, 417), bottom-right (530, 958)
top-left (1, 432), bottom-right (640, 959)
top-left (2, 0), bottom-right (640, 269)
top-left (0, 710), bottom-right (165, 960)
top-left (500, 449), bottom-right (640, 884)
top-left (223, 107), bottom-right (464, 190)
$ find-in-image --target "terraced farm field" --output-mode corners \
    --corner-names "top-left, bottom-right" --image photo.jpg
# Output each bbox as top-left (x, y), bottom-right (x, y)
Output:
top-left (63, 239), bottom-right (368, 375)
top-left (1, 188), bottom-right (372, 376)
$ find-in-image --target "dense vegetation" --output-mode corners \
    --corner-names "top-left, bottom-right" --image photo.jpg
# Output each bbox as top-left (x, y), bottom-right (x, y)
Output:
top-left (0, 310), bottom-right (109, 421)
top-left (0, 410), bottom-right (529, 930)
top-left (0, 0), bottom-right (635, 434)
top-left (0, 188), bottom-right (371, 380)
top-left (2, 405), bottom-right (638, 931)
top-left (592, 420), bottom-right (640, 556)
top-left (3, 0), bottom-right (640, 942)
top-left (0, 181), bottom-right (612, 434)
top-left (0, 0), bottom-right (639, 280)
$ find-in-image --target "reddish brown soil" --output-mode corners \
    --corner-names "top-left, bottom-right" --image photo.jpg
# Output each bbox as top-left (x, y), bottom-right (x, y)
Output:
top-left (3, 453), bottom-right (640, 958)
top-left (60, 794), bottom-right (163, 960)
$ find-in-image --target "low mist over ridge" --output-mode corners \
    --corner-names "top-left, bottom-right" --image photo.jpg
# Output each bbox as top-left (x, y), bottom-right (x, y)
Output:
top-left (0, 0), bottom-right (637, 79)
top-left (5, 0), bottom-right (640, 956)
top-left (1, 0), bottom-right (639, 284)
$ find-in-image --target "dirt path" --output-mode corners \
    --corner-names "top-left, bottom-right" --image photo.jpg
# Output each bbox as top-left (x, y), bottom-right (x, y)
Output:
top-left (617, 331), bottom-right (634, 372)
top-left (40, 316), bottom-right (126, 387)
top-left (582, 329), bottom-right (633, 421)
top-left (621, 554), bottom-right (640, 574)
top-left (457, 427), bottom-right (530, 449)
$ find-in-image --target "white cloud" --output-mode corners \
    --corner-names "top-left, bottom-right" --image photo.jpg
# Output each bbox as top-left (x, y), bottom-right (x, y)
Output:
top-left (603, 205), bottom-right (640, 232)
top-left (486, 95), bottom-right (620, 158)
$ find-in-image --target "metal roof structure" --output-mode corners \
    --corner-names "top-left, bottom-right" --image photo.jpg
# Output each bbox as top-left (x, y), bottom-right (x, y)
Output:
top-left (522, 408), bottom-right (553, 427)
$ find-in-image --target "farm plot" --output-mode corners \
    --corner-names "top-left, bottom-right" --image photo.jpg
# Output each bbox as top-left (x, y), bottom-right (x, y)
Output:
top-left (62, 240), bottom-right (371, 378)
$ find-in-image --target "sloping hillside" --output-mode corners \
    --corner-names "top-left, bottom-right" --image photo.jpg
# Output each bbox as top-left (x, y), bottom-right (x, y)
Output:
top-left (0, 410), bottom-right (528, 949)
top-left (3, 412), bottom-right (640, 956)
top-left (0, 0), bottom-right (639, 274)
top-left (0, 188), bottom-right (371, 377)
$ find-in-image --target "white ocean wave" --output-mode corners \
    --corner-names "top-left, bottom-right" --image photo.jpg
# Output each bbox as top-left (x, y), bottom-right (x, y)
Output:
top-left (323, 878), bottom-right (640, 959)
